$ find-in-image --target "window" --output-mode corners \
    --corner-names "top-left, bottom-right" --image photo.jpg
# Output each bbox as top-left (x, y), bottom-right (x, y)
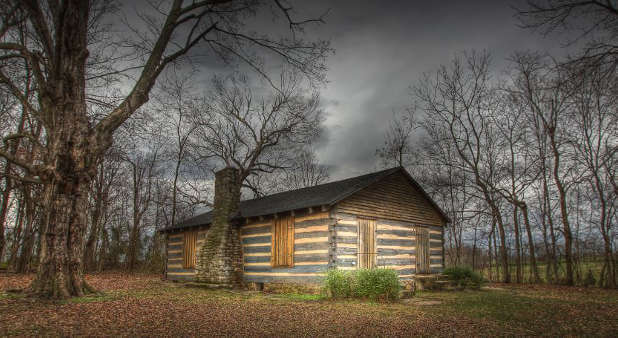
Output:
top-left (182, 230), bottom-right (198, 269)
top-left (272, 215), bottom-right (294, 267)
top-left (358, 218), bottom-right (376, 269)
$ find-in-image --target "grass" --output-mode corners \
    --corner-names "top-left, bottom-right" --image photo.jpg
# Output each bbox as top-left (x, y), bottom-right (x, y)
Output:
top-left (1, 272), bottom-right (617, 336)
top-left (479, 260), bottom-right (607, 284)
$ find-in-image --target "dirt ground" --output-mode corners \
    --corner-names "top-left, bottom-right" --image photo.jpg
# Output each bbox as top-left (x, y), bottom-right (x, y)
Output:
top-left (1, 272), bottom-right (617, 337)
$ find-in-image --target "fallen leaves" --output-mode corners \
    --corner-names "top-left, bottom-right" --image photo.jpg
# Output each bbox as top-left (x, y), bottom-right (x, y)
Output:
top-left (0, 272), bottom-right (617, 336)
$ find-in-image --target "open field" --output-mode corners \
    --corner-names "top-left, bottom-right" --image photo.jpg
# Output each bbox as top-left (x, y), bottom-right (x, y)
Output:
top-left (1, 272), bottom-right (617, 336)
top-left (478, 260), bottom-right (608, 284)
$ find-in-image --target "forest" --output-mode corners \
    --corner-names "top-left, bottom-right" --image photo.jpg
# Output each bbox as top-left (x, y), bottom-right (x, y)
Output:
top-left (0, 0), bottom-right (616, 302)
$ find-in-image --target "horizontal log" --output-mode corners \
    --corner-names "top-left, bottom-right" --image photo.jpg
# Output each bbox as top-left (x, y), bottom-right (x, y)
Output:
top-left (243, 246), bottom-right (271, 253)
top-left (294, 218), bottom-right (334, 229)
top-left (335, 260), bottom-right (356, 268)
top-left (295, 212), bottom-right (330, 223)
top-left (294, 231), bottom-right (330, 239)
top-left (244, 256), bottom-right (271, 263)
top-left (241, 225), bottom-right (271, 236)
top-left (377, 238), bottom-right (415, 247)
top-left (334, 225), bottom-right (357, 232)
top-left (335, 247), bottom-right (357, 255)
top-left (378, 258), bottom-right (414, 266)
top-left (430, 241), bottom-right (442, 248)
top-left (376, 229), bottom-right (414, 237)
top-left (430, 258), bottom-right (442, 264)
top-left (168, 244), bottom-right (182, 251)
top-left (167, 252), bottom-right (182, 259)
top-left (335, 231), bottom-right (357, 238)
top-left (294, 242), bottom-right (329, 252)
top-left (395, 268), bottom-right (416, 275)
top-left (295, 237), bottom-right (329, 245)
top-left (430, 233), bottom-right (442, 240)
top-left (295, 249), bottom-right (329, 255)
top-left (419, 224), bottom-right (444, 232)
top-left (294, 254), bottom-right (329, 262)
top-left (242, 235), bottom-right (271, 245)
top-left (168, 238), bottom-right (183, 245)
top-left (377, 248), bottom-right (415, 255)
top-left (243, 221), bottom-right (273, 229)
top-left (244, 266), bottom-right (328, 274)
top-left (335, 236), bottom-right (357, 244)
top-left (332, 212), bottom-right (357, 221)
top-left (295, 225), bottom-right (328, 234)
top-left (244, 252), bottom-right (270, 257)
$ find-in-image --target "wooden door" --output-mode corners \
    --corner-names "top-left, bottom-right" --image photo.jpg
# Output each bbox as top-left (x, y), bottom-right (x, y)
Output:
top-left (358, 218), bottom-right (376, 269)
top-left (416, 227), bottom-right (430, 274)
top-left (272, 215), bottom-right (295, 267)
top-left (182, 230), bottom-right (197, 269)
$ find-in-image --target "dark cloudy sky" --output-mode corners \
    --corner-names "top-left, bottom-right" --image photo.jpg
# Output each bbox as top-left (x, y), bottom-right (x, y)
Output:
top-left (124, 0), bottom-right (577, 181)
top-left (280, 0), bottom-right (574, 180)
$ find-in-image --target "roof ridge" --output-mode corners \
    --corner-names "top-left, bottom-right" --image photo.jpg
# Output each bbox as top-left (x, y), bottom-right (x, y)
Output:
top-left (238, 166), bottom-right (401, 204)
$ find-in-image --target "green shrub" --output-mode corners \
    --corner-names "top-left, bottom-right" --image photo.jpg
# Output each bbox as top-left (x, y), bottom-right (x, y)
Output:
top-left (354, 268), bottom-right (401, 301)
top-left (443, 266), bottom-right (485, 290)
top-left (324, 268), bottom-right (401, 301)
top-left (324, 269), bottom-right (353, 298)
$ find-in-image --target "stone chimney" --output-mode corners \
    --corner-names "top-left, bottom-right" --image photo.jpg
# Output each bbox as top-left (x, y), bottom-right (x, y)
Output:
top-left (195, 167), bottom-right (243, 287)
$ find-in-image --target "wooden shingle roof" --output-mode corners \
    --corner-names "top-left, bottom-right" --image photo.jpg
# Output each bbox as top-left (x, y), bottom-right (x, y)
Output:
top-left (162, 167), bottom-right (448, 232)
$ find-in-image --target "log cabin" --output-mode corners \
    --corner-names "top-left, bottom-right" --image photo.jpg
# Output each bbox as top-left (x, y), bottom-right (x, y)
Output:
top-left (160, 167), bottom-right (449, 287)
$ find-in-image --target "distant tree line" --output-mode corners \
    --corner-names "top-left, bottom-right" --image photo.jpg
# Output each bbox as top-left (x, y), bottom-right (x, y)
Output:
top-left (376, 1), bottom-right (617, 287)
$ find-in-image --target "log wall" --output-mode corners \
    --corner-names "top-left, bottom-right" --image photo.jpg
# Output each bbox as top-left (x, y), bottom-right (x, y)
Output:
top-left (336, 171), bottom-right (446, 227)
top-left (331, 212), bottom-right (444, 278)
top-left (240, 211), bottom-right (334, 283)
top-left (166, 227), bottom-right (209, 281)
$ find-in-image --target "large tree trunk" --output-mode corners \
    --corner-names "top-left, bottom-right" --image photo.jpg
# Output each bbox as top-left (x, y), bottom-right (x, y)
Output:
top-left (27, 1), bottom-right (100, 298)
top-left (0, 177), bottom-right (12, 262)
top-left (512, 206), bottom-right (522, 283)
top-left (520, 203), bottom-right (541, 283)
top-left (549, 134), bottom-right (574, 285)
top-left (30, 168), bottom-right (94, 298)
top-left (84, 175), bottom-right (104, 271)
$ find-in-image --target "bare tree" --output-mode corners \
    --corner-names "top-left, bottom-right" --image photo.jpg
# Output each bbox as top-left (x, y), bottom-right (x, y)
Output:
top-left (516, 0), bottom-right (618, 67)
top-left (376, 109), bottom-right (419, 168)
top-left (568, 63), bottom-right (617, 287)
top-left (193, 71), bottom-right (323, 193)
top-left (510, 52), bottom-right (580, 285)
top-left (415, 51), bottom-right (512, 282)
top-left (0, 0), bottom-right (330, 298)
top-left (245, 146), bottom-right (330, 196)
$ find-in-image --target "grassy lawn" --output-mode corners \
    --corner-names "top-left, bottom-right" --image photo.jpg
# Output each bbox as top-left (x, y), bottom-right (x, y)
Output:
top-left (479, 260), bottom-right (607, 284)
top-left (1, 273), bottom-right (617, 336)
